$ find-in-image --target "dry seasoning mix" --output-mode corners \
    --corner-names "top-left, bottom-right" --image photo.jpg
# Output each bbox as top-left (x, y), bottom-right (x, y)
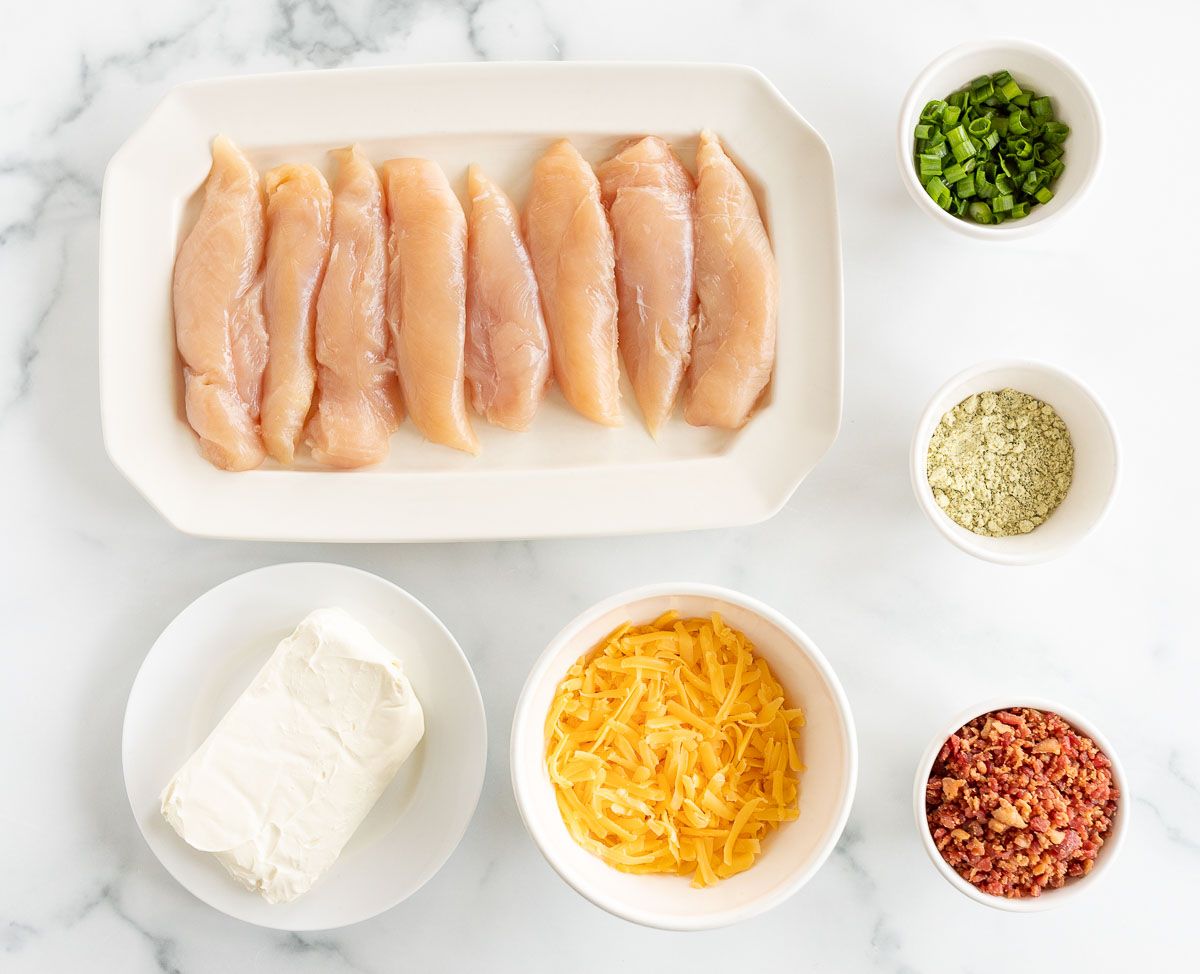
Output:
top-left (927, 388), bottom-right (1074, 537)
top-left (925, 708), bottom-right (1118, 898)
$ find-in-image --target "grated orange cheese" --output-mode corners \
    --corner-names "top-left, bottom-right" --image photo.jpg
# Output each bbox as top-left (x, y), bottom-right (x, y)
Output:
top-left (545, 611), bottom-right (805, 887)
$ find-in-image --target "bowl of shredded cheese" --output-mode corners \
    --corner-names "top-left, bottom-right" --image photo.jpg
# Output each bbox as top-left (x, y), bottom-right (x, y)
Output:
top-left (510, 584), bottom-right (857, 930)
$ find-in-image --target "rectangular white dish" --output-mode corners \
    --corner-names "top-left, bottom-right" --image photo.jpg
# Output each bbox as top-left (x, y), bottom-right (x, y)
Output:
top-left (99, 62), bottom-right (842, 541)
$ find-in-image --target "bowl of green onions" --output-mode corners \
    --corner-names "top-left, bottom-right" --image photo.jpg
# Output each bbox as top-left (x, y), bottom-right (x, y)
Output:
top-left (898, 39), bottom-right (1102, 236)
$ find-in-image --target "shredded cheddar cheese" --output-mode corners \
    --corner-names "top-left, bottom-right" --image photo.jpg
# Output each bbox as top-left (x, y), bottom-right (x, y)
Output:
top-left (545, 612), bottom-right (805, 887)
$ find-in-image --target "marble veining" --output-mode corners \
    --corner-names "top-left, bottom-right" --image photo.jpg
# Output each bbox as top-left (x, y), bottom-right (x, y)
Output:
top-left (3, 0), bottom-right (1196, 971)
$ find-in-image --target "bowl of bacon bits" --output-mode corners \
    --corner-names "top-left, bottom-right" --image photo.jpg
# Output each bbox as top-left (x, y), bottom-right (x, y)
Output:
top-left (914, 699), bottom-right (1126, 912)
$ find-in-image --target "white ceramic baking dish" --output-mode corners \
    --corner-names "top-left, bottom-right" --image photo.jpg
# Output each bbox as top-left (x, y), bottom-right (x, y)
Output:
top-left (100, 62), bottom-right (842, 541)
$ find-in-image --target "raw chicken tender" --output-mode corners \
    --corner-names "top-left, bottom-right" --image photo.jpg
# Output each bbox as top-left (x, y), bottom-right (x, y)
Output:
top-left (598, 137), bottom-right (696, 436)
top-left (525, 140), bottom-right (622, 427)
top-left (261, 164), bottom-right (332, 464)
top-left (684, 130), bottom-right (779, 429)
top-left (464, 165), bottom-right (551, 431)
top-left (172, 135), bottom-right (267, 470)
top-left (308, 146), bottom-right (403, 468)
top-left (383, 158), bottom-right (478, 455)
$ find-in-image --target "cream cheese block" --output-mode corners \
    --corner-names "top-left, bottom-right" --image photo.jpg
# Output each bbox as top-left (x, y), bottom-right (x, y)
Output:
top-left (160, 607), bottom-right (425, 903)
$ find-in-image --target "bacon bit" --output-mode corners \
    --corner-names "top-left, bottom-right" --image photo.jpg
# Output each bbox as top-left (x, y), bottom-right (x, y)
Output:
top-left (925, 708), bottom-right (1118, 899)
top-left (991, 802), bottom-right (1028, 829)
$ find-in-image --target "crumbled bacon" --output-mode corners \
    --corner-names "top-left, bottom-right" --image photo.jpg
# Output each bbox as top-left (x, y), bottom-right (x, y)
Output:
top-left (925, 708), bottom-right (1118, 898)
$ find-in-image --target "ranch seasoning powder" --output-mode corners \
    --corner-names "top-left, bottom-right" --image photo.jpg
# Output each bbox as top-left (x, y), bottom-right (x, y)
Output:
top-left (926, 388), bottom-right (1074, 537)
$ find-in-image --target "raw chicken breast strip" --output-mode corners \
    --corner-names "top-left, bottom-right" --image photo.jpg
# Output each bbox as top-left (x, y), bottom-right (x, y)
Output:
top-left (383, 158), bottom-right (479, 455)
top-left (308, 146), bottom-right (403, 468)
top-left (597, 137), bottom-right (696, 436)
top-left (464, 164), bottom-right (551, 431)
top-left (172, 135), bottom-right (267, 470)
top-left (684, 130), bottom-right (779, 429)
top-left (261, 164), bottom-right (332, 464)
top-left (525, 139), bottom-right (622, 427)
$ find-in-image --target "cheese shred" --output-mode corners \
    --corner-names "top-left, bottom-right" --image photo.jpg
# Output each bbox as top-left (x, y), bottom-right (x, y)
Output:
top-left (545, 612), bottom-right (805, 887)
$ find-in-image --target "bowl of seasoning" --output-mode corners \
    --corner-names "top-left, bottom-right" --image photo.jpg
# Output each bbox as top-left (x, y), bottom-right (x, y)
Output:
top-left (898, 39), bottom-right (1102, 237)
top-left (914, 698), bottom-right (1127, 912)
top-left (911, 359), bottom-right (1118, 565)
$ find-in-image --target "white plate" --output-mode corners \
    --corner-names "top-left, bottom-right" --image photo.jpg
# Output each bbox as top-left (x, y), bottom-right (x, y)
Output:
top-left (121, 562), bottom-right (487, 930)
top-left (99, 62), bottom-right (843, 541)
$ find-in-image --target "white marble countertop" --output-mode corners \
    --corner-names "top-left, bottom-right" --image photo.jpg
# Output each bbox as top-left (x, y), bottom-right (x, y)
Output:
top-left (4, 1), bottom-right (1196, 970)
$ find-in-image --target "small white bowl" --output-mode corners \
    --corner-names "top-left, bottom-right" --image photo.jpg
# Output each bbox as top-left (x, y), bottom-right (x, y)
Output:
top-left (897, 38), bottom-right (1103, 238)
top-left (913, 697), bottom-right (1128, 913)
top-left (510, 583), bottom-right (857, 931)
top-left (911, 359), bottom-right (1119, 565)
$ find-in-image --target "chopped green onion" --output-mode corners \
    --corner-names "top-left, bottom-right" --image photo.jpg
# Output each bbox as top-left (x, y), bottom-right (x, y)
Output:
top-left (970, 77), bottom-right (995, 104)
top-left (921, 99), bottom-right (947, 121)
top-left (1010, 138), bottom-right (1033, 159)
top-left (975, 168), bottom-right (997, 199)
top-left (951, 137), bottom-right (976, 163)
top-left (1042, 121), bottom-right (1070, 143)
top-left (1009, 109), bottom-right (1033, 135)
top-left (1030, 96), bottom-right (1053, 118)
top-left (992, 70), bottom-right (1022, 102)
top-left (925, 176), bottom-right (952, 209)
top-left (967, 201), bottom-right (994, 224)
top-left (967, 117), bottom-right (992, 137)
top-left (912, 67), bottom-right (1068, 224)
top-left (1021, 169), bottom-right (1048, 194)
